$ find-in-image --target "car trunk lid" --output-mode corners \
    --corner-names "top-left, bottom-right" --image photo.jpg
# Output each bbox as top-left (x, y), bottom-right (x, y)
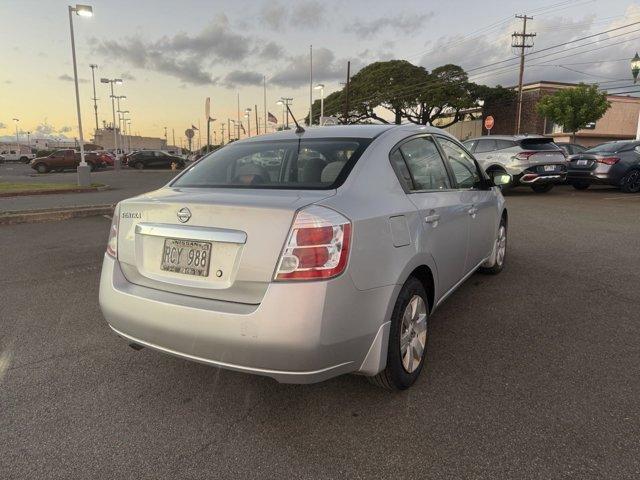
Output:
top-left (116, 187), bottom-right (334, 304)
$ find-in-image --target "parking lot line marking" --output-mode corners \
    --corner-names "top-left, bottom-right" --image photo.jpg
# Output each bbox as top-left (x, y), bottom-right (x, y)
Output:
top-left (602, 196), bottom-right (640, 200)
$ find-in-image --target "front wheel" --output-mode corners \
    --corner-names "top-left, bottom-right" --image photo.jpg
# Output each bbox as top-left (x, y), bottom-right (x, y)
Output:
top-left (531, 183), bottom-right (554, 193)
top-left (36, 163), bottom-right (49, 174)
top-left (572, 182), bottom-right (590, 190)
top-left (133, 161), bottom-right (144, 170)
top-left (620, 170), bottom-right (640, 193)
top-left (479, 218), bottom-right (507, 275)
top-left (369, 277), bottom-right (429, 391)
top-left (20, 156), bottom-right (29, 163)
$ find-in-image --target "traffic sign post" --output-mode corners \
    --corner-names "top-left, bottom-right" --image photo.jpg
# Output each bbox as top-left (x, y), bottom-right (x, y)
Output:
top-left (484, 115), bottom-right (495, 135)
top-left (185, 128), bottom-right (194, 152)
top-left (205, 98), bottom-right (211, 151)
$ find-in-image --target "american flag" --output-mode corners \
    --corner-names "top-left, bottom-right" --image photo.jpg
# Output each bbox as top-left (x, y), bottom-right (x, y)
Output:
top-left (191, 124), bottom-right (199, 131)
top-left (268, 112), bottom-right (278, 124)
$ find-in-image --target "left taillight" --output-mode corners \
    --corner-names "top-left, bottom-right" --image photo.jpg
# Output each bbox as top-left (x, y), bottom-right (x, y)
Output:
top-left (106, 204), bottom-right (120, 258)
top-left (597, 156), bottom-right (619, 165)
top-left (274, 205), bottom-right (352, 281)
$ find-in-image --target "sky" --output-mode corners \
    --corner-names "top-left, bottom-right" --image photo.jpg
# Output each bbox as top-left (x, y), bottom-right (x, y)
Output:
top-left (1, 0), bottom-right (639, 145)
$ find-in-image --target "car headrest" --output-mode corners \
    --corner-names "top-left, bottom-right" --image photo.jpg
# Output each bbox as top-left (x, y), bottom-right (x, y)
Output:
top-left (301, 157), bottom-right (327, 183)
top-left (321, 161), bottom-right (346, 183)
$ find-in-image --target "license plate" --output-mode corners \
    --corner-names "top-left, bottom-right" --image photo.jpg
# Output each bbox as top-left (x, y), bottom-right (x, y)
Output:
top-left (577, 160), bottom-right (588, 166)
top-left (543, 165), bottom-right (556, 172)
top-left (161, 238), bottom-right (212, 277)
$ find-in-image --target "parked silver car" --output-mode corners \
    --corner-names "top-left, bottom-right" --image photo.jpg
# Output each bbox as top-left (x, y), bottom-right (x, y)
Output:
top-left (463, 135), bottom-right (567, 193)
top-left (99, 125), bottom-right (509, 390)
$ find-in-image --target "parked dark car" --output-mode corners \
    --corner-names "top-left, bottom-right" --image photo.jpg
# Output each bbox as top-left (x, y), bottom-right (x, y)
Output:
top-left (30, 149), bottom-right (106, 174)
top-left (125, 150), bottom-right (185, 170)
top-left (567, 140), bottom-right (640, 193)
top-left (556, 142), bottom-right (587, 156)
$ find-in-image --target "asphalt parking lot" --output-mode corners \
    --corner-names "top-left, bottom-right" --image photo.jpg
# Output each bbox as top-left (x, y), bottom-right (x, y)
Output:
top-left (1, 186), bottom-right (639, 479)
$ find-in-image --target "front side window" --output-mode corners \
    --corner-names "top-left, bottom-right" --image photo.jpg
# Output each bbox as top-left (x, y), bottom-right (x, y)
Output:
top-left (172, 138), bottom-right (371, 189)
top-left (396, 137), bottom-right (451, 191)
top-left (475, 139), bottom-right (497, 153)
top-left (437, 137), bottom-right (482, 189)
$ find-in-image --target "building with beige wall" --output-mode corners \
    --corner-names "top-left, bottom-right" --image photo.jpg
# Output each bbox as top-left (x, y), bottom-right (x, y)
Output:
top-left (92, 129), bottom-right (167, 151)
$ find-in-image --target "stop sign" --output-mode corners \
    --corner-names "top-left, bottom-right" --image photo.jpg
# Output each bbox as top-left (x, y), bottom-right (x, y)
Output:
top-left (484, 115), bottom-right (495, 131)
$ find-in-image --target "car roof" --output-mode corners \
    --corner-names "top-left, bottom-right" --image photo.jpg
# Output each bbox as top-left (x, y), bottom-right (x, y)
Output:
top-left (238, 124), bottom-right (456, 143)
top-left (464, 134), bottom-right (549, 142)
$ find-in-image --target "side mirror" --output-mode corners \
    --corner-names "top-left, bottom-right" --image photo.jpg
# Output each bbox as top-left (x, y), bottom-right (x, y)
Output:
top-left (491, 171), bottom-right (512, 187)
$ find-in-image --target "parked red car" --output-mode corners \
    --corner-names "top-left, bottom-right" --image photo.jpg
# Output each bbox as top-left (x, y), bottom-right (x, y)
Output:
top-left (30, 149), bottom-right (106, 173)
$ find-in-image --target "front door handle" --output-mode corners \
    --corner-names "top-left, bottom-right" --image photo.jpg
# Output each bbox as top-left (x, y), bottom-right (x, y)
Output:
top-left (425, 214), bottom-right (440, 224)
top-left (468, 206), bottom-right (478, 217)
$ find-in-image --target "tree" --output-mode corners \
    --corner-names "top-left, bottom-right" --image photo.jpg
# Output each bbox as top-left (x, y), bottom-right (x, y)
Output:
top-left (536, 84), bottom-right (610, 143)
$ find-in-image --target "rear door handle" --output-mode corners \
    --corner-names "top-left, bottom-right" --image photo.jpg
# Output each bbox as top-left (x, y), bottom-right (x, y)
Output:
top-left (425, 214), bottom-right (440, 224)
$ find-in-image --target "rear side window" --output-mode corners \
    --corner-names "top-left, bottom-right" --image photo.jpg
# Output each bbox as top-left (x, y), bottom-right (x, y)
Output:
top-left (462, 140), bottom-right (477, 151)
top-left (475, 139), bottom-right (497, 153)
top-left (172, 138), bottom-right (371, 189)
top-left (396, 137), bottom-right (451, 191)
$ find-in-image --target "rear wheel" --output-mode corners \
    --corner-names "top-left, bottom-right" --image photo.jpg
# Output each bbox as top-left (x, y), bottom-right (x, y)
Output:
top-left (35, 163), bottom-right (49, 174)
top-left (88, 162), bottom-right (96, 172)
top-left (531, 183), bottom-right (554, 193)
top-left (369, 277), bottom-right (428, 391)
top-left (20, 156), bottom-right (29, 163)
top-left (572, 182), bottom-right (590, 190)
top-left (620, 170), bottom-right (640, 193)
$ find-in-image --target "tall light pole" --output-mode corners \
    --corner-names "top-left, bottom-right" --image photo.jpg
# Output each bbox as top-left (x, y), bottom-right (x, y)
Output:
top-left (276, 98), bottom-right (293, 129)
top-left (27, 131), bottom-right (31, 149)
top-left (127, 120), bottom-right (132, 152)
top-left (68, 4), bottom-right (93, 187)
top-left (228, 119), bottom-right (235, 143)
top-left (244, 108), bottom-right (252, 137)
top-left (314, 84), bottom-right (325, 125)
top-left (632, 53), bottom-right (640, 140)
top-left (114, 95), bottom-right (126, 157)
top-left (118, 110), bottom-right (129, 153)
top-left (12, 118), bottom-right (19, 145)
top-left (100, 77), bottom-right (122, 168)
top-left (89, 64), bottom-right (99, 132)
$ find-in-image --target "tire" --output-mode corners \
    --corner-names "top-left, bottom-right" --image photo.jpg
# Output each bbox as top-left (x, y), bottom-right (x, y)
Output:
top-left (620, 169), bottom-right (640, 193)
top-left (369, 277), bottom-right (429, 391)
top-left (133, 161), bottom-right (144, 170)
top-left (479, 218), bottom-right (507, 275)
top-left (35, 163), bottom-right (49, 174)
top-left (531, 183), bottom-right (554, 193)
top-left (177, 161), bottom-right (185, 169)
top-left (20, 156), bottom-right (29, 163)
top-left (572, 182), bottom-right (590, 191)
top-left (88, 162), bottom-right (96, 172)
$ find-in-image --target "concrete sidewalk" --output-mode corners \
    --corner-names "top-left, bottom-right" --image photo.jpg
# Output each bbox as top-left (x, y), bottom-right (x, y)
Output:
top-left (0, 165), bottom-right (178, 213)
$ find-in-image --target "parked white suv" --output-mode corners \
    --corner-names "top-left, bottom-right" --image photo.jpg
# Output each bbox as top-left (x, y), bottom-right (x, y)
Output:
top-left (0, 145), bottom-right (35, 163)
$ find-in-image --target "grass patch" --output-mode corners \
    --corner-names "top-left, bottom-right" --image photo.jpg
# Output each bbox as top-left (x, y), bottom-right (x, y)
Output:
top-left (0, 182), bottom-right (104, 193)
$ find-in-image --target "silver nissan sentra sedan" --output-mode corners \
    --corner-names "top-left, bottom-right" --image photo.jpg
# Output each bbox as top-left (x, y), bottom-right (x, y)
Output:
top-left (99, 124), bottom-right (509, 390)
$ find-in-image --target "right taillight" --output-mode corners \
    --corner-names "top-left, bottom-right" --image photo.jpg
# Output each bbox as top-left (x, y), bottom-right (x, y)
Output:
top-left (106, 204), bottom-right (119, 258)
top-left (597, 156), bottom-right (619, 165)
top-left (274, 205), bottom-right (351, 281)
top-left (514, 151), bottom-right (537, 161)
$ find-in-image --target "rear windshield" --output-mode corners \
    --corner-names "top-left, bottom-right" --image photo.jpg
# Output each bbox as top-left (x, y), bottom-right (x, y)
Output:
top-left (171, 138), bottom-right (372, 189)
top-left (586, 142), bottom-right (634, 154)
top-left (518, 139), bottom-right (561, 151)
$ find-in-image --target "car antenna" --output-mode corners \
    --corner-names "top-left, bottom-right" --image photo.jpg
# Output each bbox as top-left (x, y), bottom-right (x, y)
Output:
top-left (286, 104), bottom-right (305, 134)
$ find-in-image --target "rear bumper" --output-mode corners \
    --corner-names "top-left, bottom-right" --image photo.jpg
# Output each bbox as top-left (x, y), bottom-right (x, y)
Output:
top-left (99, 254), bottom-right (396, 383)
top-left (567, 171), bottom-right (616, 185)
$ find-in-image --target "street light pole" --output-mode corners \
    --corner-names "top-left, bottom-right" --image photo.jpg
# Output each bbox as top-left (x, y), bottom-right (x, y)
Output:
top-left (314, 84), bottom-right (324, 125)
top-left (101, 77), bottom-right (122, 168)
top-left (244, 108), bottom-right (252, 137)
top-left (68, 4), bottom-right (93, 187)
top-left (89, 64), bottom-right (99, 132)
top-left (12, 118), bottom-right (19, 145)
top-left (632, 53), bottom-right (640, 140)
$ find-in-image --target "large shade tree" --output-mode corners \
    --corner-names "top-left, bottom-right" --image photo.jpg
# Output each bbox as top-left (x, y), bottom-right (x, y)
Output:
top-left (536, 84), bottom-right (610, 143)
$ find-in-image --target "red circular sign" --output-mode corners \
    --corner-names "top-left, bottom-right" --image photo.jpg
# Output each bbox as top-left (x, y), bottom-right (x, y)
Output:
top-left (484, 115), bottom-right (495, 131)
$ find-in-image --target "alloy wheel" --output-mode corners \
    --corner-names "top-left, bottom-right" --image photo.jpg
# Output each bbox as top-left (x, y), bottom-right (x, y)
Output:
top-left (496, 225), bottom-right (507, 267)
top-left (400, 295), bottom-right (427, 373)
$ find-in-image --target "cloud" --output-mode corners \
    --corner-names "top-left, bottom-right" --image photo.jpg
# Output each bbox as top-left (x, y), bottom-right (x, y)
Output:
top-left (4, 80), bottom-right (12, 84)
top-left (59, 126), bottom-right (73, 133)
top-left (348, 12), bottom-right (435, 38)
top-left (258, 41), bottom-right (285, 60)
top-left (223, 70), bottom-right (264, 87)
top-left (58, 74), bottom-right (88, 83)
top-left (92, 15), bottom-right (250, 85)
top-left (0, 122), bottom-right (6, 129)
top-left (417, 8), bottom-right (640, 88)
top-left (270, 47), bottom-right (357, 88)
top-left (120, 72), bottom-right (136, 81)
top-left (259, 0), bottom-right (325, 30)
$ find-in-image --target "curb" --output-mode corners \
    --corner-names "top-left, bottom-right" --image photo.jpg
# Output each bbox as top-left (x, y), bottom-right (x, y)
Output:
top-left (0, 185), bottom-right (110, 198)
top-left (0, 204), bottom-right (115, 225)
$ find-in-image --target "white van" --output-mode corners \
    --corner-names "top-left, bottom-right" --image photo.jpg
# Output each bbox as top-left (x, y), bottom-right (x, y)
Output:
top-left (0, 145), bottom-right (35, 163)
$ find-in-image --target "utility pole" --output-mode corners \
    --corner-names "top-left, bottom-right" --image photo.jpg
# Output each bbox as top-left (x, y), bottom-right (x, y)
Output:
top-left (309, 44), bottom-right (313, 126)
top-left (344, 61), bottom-right (351, 124)
top-left (512, 14), bottom-right (536, 135)
top-left (172, 128), bottom-right (176, 149)
top-left (220, 123), bottom-right (225, 145)
top-left (89, 64), bottom-right (99, 133)
top-left (255, 104), bottom-right (259, 135)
